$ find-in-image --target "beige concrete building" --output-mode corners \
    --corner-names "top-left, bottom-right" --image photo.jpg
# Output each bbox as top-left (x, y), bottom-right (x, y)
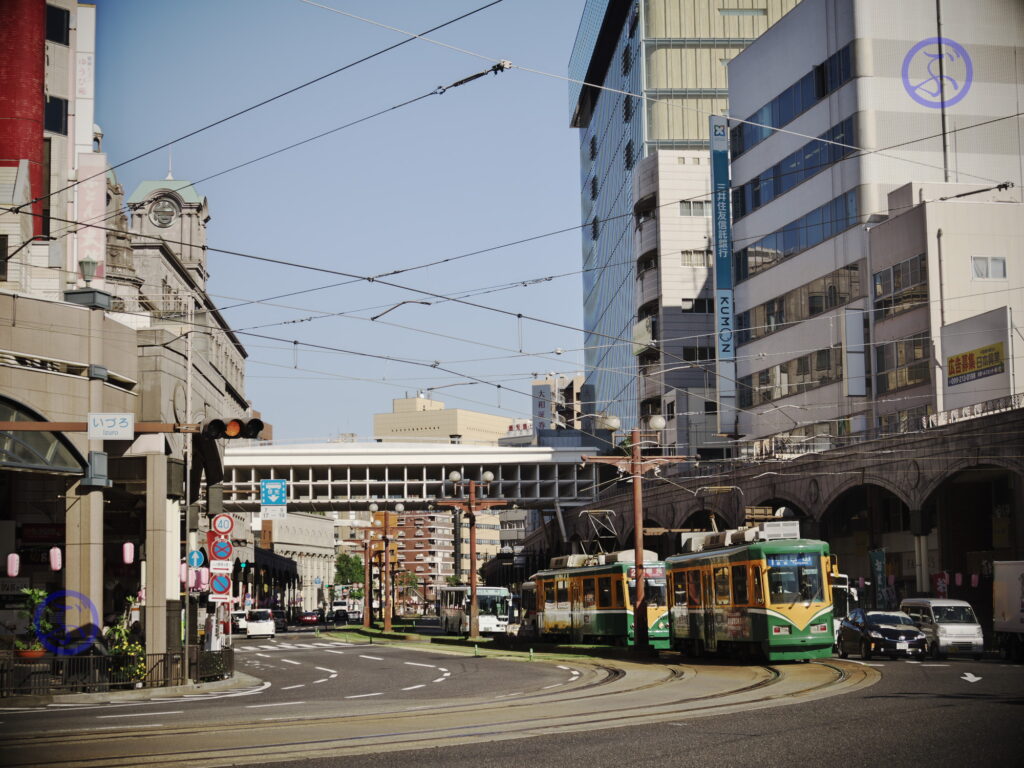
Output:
top-left (373, 395), bottom-right (515, 446)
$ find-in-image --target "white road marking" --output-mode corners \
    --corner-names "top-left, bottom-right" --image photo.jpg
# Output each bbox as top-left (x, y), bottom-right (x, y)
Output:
top-left (360, 655), bottom-right (383, 661)
top-left (281, 684), bottom-right (305, 691)
top-left (442, 672), bottom-right (451, 677)
top-left (88, 724), bottom-right (165, 730)
top-left (438, 667), bottom-right (448, 672)
top-left (402, 685), bottom-right (425, 691)
top-left (432, 677), bottom-right (446, 683)
top-left (404, 662), bottom-right (436, 668)
top-left (961, 672), bottom-right (982, 683)
top-left (313, 679), bottom-right (328, 684)
top-left (246, 701), bottom-right (305, 709)
top-left (324, 650), bottom-right (346, 655)
top-left (256, 653), bottom-right (270, 658)
top-left (345, 692), bottom-right (382, 699)
top-left (557, 665), bottom-right (570, 670)
top-left (329, 674), bottom-right (338, 679)
top-left (543, 684), bottom-right (563, 689)
top-left (97, 711), bottom-right (182, 719)
top-left (281, 659), bottom-right (301, 665)
top-left (315, 667), bottom-right (337, 674)
top-left (921, 663), bottom-right (949, 667)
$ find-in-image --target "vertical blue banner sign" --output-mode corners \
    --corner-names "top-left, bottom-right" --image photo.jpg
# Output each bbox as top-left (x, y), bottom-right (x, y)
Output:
top-left (709, 115), bottom-right (736, 433)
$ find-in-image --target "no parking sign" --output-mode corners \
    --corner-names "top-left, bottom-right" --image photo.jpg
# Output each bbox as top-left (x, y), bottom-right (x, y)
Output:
top-left (210, 573), bottom-right (232, 602)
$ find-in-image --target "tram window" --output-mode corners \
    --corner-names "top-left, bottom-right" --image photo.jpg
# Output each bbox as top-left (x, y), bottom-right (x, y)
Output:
top-left (619, 580), bottom-right (629, 609)
top-left (556, 580), bottom-right (569, 605)
top-left (543, 581), bottom-right (554, 607)
top-left (687, 570), bottom-right (701, 607)
top-left (583, 578), bottom-right (596, 607)
top-left (646, 580), bottom-right (668, 607)
top-left (714, 567), bottom-right (731, 605)
top-left (598, 576), bottom-right (613, 607)
top-left (752, 567), bottom-right (765, 605)
top-left (673, 573), bottom-right (687, 605)
top-left (732, 565), bottom-right (749, 604)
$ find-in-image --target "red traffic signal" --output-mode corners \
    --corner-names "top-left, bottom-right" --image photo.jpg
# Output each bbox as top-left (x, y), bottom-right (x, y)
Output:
top-left (202, 417), bottom-right (264, 440)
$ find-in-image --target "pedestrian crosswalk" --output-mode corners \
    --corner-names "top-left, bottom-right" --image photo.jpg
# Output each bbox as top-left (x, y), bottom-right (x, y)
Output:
top-left (233, 642), bottom-right (353, 653)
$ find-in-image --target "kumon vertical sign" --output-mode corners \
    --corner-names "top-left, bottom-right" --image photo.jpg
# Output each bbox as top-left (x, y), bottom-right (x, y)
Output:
top-left (710, 115), bottom-right (736, 432)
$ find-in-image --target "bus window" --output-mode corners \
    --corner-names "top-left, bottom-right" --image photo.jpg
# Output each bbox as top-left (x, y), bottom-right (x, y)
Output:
top-left (752, 567), bottom-right (765, 605)
top-left (598, 576), bottom-right (613, 607)
top-left (713, 566), bottom-right (731, 605)
top-left (556, 580), bottom-right (569, 606)
top-left (672, 572), bottom-right (687, 606)
top-left (583, 578), bottom-right (596, 607)
top-left (687, 570), bottom-right (701, 607)
top-left (732, 565), bottom-right (748, 605)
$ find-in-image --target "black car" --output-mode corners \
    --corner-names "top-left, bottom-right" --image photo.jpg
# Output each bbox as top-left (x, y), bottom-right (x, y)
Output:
top-left (837, 608), bottom-right (927, 660)
top-left (327, 609), bottom-right (349, 625)
top-left (271, 609), bottom-right (288, 632)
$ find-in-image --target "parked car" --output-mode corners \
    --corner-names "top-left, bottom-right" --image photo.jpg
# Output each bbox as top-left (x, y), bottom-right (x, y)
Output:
top-left (837, 608), bottom-right (927, 660)
top-left (246, 609), bottom-right (275, 639)
top-left (296, 611), bottom-right (322, 626)
top-left (327, 608), bottom-right (349, 625)
top-left (900, 598), bottom-right (984, 659)
top-left (271, 609), bottom-right (288, 632)
top-left (230, 610), bottom-right (248, 633)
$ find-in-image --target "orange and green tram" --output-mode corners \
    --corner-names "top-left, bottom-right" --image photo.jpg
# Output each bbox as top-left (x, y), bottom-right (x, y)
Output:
top-left (530, 554), bottom-right (670, 649)
top-left (665, 538), bottom-right (834, 661)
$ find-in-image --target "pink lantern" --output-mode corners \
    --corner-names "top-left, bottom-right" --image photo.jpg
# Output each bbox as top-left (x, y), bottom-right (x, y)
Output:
top-left (180, 562), bottom-right (188, 584)
top-left (955, 572), bottom-right (963, 586)
top-left (6, 553), bottom-right (19, 578)
top-left (198, 567), bottom-right (209, 590)
top-left (122, 542), bottom-right (135, 565)
top-left (49, 546), bottom-right (62, 571)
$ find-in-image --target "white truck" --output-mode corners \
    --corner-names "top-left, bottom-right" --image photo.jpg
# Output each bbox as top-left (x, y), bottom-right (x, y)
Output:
top-left (993, 560), bottom-right (1024, 661)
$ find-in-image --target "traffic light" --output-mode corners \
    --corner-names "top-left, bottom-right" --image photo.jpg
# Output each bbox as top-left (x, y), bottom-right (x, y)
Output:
top-left (201, 417), bottom-right (264, 440)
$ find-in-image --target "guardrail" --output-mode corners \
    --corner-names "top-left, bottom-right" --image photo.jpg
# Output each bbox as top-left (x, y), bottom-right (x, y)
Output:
top-left (0, 648), bottom-right (234, 698)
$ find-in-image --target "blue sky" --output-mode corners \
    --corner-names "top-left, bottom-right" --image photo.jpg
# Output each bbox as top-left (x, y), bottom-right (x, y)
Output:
top-left (94, 0), bottom-right (588, 441)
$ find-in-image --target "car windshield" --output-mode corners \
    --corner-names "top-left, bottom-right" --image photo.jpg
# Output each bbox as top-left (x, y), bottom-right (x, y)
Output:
top-left (248, 610), bottom-right (271, 621)
top-left (932, 605), bottom-right (978, 623)
top-left (868, 612), bottom-right (913, 625)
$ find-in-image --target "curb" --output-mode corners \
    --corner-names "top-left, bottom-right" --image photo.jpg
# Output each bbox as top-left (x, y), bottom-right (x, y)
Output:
top-left (4, 671), bottom-right (264, 708)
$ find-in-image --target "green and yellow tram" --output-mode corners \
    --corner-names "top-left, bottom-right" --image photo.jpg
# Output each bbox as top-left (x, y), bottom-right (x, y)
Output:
top-left (530, 551), bottom-right (670, 649)
top-left (665, 532), bottom-right (834, 661)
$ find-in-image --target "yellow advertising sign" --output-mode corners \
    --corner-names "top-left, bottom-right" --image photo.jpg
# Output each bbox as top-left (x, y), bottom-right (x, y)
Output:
top-left (947, 342), bottom-right (1005, 386)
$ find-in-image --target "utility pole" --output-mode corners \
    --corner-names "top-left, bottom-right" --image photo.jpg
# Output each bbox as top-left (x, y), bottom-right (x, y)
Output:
top-left (438, 471), bottom-right (507, 639)
top-left (581, 425), bottom-right (689, 653)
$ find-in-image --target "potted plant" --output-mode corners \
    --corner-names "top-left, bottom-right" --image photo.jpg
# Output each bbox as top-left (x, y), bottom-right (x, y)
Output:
top-left (15, 587), bottom-right (52, 658)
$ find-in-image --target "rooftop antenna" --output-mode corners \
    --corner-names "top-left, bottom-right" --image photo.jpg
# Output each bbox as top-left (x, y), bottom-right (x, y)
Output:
top-left (166, 150), bottom-right (174, 180)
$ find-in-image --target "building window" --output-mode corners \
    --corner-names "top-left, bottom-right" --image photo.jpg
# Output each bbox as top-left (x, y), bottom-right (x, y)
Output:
top-left (683, 346), bottom-right (715, 361)
top-left (0, 234), bottom-right (8, 281)
top-left (590, 176), bottom-right (598, 200)
top-left (681, 297), bottom-right (714, 313)
top-left (704, 400), bottom-right (718, 414)
top-left (972, 256), bottom-right (1006, 279)
top-left (874, 332), bottom-right (930, 395)
top-left (44, 96), bottom-right (68, 135)
top-left (46, 5), bottom-right (70, 45)
top-left (680, 200), bottom-right (710, 217)
top-left (681, 250), bottom-right (713, 268)
top-left (589, 135), bottom-right (597, 161)
top-left (873, 253), bottom-right (928, 320)
top-left (738, 345), bottom-right (844, 407)
top-left (621, 46), bottom-right (632, 76)
top-left (591, 216), bottom-right (600, 240)
top-left (623, 97), bottom-right (634, 123)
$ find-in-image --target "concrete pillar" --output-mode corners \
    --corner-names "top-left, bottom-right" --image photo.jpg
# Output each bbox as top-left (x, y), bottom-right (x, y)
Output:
top-left (65, 485), bottom-right (104, 627)
top-left (143, 453), bottom-right (178, 654)
top-left (913, 533), bottom-right (929, 594)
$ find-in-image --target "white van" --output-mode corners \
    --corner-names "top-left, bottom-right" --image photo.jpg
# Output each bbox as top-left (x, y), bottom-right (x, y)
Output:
top-left (245, 608), bottom-right (276, 639)
top-left (899, 598), bottom-right (983, 659)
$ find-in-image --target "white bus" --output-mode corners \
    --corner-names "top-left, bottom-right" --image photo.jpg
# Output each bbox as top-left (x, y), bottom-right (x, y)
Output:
top-left (439, 586), bottom-right (511, 636)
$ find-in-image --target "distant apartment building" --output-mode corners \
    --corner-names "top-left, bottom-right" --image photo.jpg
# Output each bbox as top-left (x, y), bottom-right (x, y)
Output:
top-left (727, 0), bottom-right (1023, 449)
top-left (569, 0), bottom-right (800, 444)
top-left (373, 395), bottom-right (515, 445)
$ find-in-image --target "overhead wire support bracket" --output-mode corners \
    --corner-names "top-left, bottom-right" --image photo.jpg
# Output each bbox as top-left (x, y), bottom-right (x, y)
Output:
top-left (435, 60), bottom-right (512, 95)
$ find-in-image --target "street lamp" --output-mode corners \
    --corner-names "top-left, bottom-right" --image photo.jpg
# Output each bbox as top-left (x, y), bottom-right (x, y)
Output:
top-left (438, 470), bottom-right (507, 639)
top-left (581, 413), bottom-right (686, 654)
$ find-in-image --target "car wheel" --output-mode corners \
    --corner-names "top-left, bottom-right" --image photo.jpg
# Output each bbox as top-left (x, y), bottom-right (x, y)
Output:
top-left (861, 639), bottom-right (872, 660)
top-left (838, 640), bottom-right (848, 659)
top-left (930, 641), bottom-right (945, 660)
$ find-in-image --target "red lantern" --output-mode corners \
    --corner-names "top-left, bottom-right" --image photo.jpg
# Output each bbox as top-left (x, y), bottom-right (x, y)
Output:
top-left (122, 542), bottom-right (135, 565)
top-left (49, 546), bottom-right (62, 571)
top-left (6, 553), bottom-right (19, 578)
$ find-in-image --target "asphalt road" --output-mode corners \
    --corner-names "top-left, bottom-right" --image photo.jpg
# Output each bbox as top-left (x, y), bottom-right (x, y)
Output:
top-left (2, 631), bottom-right (1020, 768)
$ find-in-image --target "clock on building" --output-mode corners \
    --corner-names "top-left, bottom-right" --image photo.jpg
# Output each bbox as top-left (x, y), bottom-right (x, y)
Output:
top-left (149, 197), bottom-right (179, 228)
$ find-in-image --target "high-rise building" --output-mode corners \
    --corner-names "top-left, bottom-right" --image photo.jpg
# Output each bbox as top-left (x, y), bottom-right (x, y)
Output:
top-left (569, 0), bottom-right (801, 448)
top-left (727, 0), bottom-right (1023, 450)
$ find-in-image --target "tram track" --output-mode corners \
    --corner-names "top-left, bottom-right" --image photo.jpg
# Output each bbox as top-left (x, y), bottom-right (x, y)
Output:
top-left (0, 659), bottom-right (876, 767)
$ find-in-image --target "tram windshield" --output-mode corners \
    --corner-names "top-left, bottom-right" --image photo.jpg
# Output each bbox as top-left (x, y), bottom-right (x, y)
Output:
top-left (767, 554), bottom-right (823, 604)
top-left (628, 579), bottom-right (667, 608)
top-left (479, 594), bottom-right (509, 617)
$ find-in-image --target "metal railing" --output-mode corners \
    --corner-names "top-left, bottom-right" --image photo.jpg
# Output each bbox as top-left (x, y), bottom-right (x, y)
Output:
top-left (0, 648), bottom-right (234, 698)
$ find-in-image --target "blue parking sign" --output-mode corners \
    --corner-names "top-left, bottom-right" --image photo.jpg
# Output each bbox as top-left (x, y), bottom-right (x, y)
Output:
top-left (260, 479), bottom-right (288, 505)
